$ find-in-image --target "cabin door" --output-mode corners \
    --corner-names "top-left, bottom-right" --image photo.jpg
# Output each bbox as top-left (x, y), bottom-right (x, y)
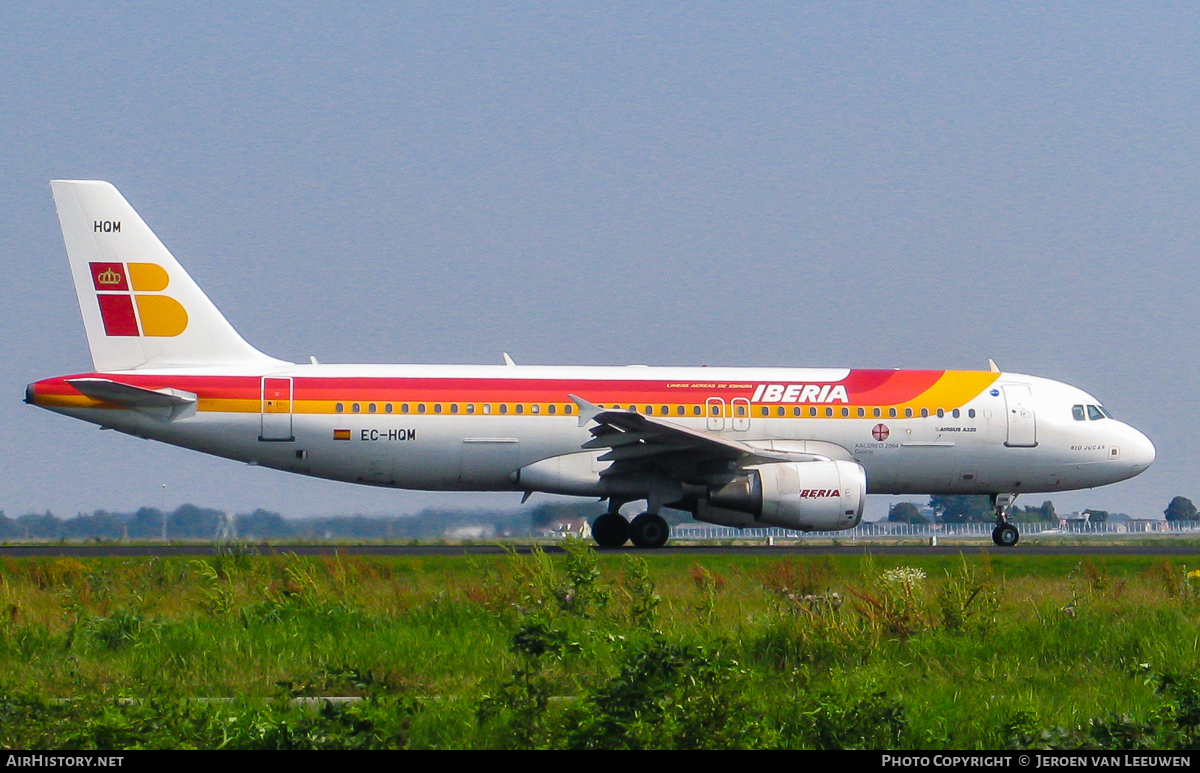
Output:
top-left (260, 377), bottom-right (294, 441)
top-left (1003, 384), bottom-right (1037, 447)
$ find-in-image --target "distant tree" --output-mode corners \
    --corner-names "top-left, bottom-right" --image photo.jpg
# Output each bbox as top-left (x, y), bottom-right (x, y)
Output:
top-left (235, 509), bottom-right (292, 539)
top-left (129, 507), bottom-right (166, 538)
top-left (62, 510), bottom-right (124, 539)
top-left (1012, 500), bottom-right (1057, 523)
top-left (887, 502), bottom-right (927, 524)
top-left (1164, 496), bottom-right (1199, 522)
top-left (16, 511), bottom-right (61, 539)
top-left (169, 504), bottom-right (225, 538)
top-left (929, 495), bottom-right (993, 524)
top-left (0, 511), bottom-right (17, 539)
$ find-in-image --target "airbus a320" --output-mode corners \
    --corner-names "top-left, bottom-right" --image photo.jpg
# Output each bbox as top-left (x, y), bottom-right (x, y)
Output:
top-left (27, 181), bottom-right (1155, 548)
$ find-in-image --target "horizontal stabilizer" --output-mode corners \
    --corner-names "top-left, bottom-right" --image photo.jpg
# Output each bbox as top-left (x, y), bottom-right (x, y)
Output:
top-left (67, 377), bottom-right (197, 421)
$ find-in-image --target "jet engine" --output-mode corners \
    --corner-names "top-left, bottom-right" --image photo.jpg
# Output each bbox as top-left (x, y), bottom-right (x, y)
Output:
top-left (696, 460), bottom-right (867, 532)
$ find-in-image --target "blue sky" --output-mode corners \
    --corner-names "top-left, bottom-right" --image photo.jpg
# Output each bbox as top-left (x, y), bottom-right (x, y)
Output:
top-left (3, 3), bottom-right (1196, 520)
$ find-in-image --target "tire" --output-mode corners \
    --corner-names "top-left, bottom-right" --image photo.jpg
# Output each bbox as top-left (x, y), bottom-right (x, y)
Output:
top-left (993, 523), bottom-right (1019, 547)
top-left (629, 512), bottom-right (670, 549)
top-left (592, 513), bottom-right (630, 548)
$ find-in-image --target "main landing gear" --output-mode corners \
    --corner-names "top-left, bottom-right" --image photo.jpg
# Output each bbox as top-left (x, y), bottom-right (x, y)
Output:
top-left (591, 502), bottom-right (671, 549)
top-left (991, 493), bottom-right (1020, 547)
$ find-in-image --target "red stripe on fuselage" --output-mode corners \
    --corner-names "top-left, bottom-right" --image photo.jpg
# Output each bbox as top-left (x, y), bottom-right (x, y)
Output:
top-left (31, 370), bottom-right (951, 407)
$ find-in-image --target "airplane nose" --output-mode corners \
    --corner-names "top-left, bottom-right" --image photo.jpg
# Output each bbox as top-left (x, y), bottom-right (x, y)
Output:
top-left (1124, 424), bottom-right (1155, 474)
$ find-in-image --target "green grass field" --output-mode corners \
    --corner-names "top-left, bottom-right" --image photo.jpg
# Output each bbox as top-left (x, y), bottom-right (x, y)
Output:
top-left (3, 544), bottom-right (1200, 749)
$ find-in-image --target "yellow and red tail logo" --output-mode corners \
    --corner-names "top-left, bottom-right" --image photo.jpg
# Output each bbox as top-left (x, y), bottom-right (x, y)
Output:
top-left (89, 262), bottom-right (188, 337)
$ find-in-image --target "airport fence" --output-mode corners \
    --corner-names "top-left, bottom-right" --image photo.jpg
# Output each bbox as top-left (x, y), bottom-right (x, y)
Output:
top-left (669, 521), bottom-right (1200, 541)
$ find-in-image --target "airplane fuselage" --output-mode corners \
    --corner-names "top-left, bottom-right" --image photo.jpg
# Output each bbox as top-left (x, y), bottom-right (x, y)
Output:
top-left (28, 363), bottom-right (1154, 503)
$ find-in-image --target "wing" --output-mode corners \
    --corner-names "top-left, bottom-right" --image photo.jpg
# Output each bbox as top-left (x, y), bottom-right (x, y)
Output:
top-left (569, 394), bottom-right (833, 485)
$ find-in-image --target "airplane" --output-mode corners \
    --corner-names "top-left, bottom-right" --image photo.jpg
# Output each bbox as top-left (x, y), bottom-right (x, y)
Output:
top-left (26, 181), bottom-right (1156, 548)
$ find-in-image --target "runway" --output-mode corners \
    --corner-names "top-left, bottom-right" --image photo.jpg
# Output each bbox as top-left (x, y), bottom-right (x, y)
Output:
top-left (2, 542), bottom-right (1199, 557)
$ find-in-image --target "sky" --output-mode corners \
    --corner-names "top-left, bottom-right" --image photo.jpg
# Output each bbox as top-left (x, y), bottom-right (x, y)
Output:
top-left (2, 3), bottom-right (1197, 522)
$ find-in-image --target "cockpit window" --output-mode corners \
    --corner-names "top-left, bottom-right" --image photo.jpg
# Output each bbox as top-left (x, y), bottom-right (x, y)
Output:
top-left (1087, 405), bottom-right (1105, 421)
top-left (1072, 405), bottom-right (1085, 421)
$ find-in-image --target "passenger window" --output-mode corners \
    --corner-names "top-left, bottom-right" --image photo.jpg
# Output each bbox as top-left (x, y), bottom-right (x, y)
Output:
top-left (952, 409), bottom-right (960, 419)
top-left (352, 403), bottom-right (361, 413)
top-left (385, 403), bottom-right (393, 414)
top-left (483, 404), bottom-right (492, 414)
top-left (760, 407), bottom-right (768, 417)
top-left (434, 404), bottom-right (442, 414)
top-left (451, 404), bottom-right (459, 414)
top-left (905, 408), bottom-right (913, 418)
top-left (402, 403), bottom-right (410, 414)
top-left (778, 407), bottom-right (786, 417)
top-left (547, 405), bottom-right (555, 415)
top-left (842, 407), bottom-right (849, 417)
top-left (530, 405), bottom-right (539, 414)
top-left (499, 404), bottom-right (508, 414)
top-left (676, 406), bottom-right (684, 416)
top-left (809, 407), bottom-right (818, 417)
top-left (873, 408), bottom-right (881, 418)
top-left (693, 406), bottom-right (701, 416)
top-left (858, 407), bottom-right (865, 418)
top-left (645, 405), bottom-right (653, 414)
top-left (368, 403), bottom-right (377, 413)
top-left (418, 404), bottom-right (426, 414)
top-left (793, 407), bottom-right (802, 417)
top-left (564, 404), bottom-right (573, 415)
top-left (936, 408), bottom-right (944, 418)
top-left (1072, 405), bottom-right (1085, 421)
top-left (968, 409), bottom-right (976, 419)
top-left (516, 404), bottom-right (524, 414)
top-left (888, 408), bottom-right (897, 418)
top-left (467, 404), bottom-right (475, 414)
top-left (335, 403), bottom-right (344, 413)
top-left (1088, 405), bottom-right (1105, 421)
top-left (825, 407), bottom-right (833, 417)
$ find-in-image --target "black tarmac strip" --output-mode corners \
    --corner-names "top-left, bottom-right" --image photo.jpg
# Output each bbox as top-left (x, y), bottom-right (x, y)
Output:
top-left (1, 543), bottom-right (1200, 557)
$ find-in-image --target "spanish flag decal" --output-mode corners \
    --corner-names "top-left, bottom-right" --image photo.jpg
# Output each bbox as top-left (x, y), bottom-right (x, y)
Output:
top-left (90, 262), bottom-right (188, 337)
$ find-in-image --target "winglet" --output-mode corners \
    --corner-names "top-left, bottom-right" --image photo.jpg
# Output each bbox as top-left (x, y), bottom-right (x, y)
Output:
top-left (988, 358), bottom-right (1000, 373)
top-left (568, 394), bottom-right (606, 427)
top-left (503, 352), bottom-right (516, 366)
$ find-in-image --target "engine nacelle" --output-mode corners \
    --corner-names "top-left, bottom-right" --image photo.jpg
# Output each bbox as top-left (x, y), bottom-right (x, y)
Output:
top-left (695, 460), bottom-right (867, 532)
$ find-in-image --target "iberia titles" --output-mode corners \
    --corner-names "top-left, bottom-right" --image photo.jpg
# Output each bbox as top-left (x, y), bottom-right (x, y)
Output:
top-left (751, 384), bottom-right (850, 404)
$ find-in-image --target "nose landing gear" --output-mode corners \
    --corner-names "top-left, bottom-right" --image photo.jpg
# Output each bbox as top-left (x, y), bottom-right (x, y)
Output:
top-left (991, 493), bottom-right (1020, 547)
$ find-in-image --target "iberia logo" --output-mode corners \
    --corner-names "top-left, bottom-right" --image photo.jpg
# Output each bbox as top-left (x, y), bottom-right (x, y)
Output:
top-left (89, 262), bottom-right (188, 337)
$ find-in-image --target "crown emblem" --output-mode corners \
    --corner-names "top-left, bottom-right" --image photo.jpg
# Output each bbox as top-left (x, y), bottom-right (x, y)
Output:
top-left (97, 267), bottom-right (122, 285)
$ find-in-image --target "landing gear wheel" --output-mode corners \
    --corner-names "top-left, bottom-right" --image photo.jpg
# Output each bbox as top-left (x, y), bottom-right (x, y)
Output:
top-left (592, 513), bottom-right (629, 548)
top-left (629, 512), bottom-right (670, 549)
top-left (992, 523), bottom-right (1019, 547)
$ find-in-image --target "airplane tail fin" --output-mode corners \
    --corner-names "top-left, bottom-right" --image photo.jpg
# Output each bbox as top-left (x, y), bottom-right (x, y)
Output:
top-left (50, 180), bottom-right (287, 372)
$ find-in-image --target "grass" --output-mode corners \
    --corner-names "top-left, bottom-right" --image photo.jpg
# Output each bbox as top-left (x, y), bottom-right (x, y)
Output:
top-left (3, 544), bottom-right (1200, 748)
